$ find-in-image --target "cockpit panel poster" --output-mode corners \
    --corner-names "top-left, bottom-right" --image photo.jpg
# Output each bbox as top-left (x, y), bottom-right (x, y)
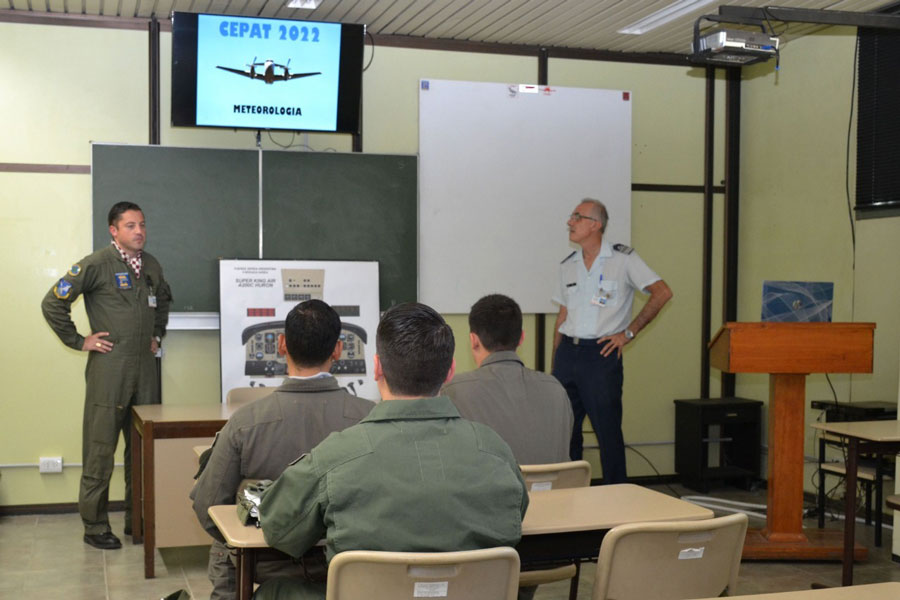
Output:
top-left (218, 259), bottom-right (379, 403)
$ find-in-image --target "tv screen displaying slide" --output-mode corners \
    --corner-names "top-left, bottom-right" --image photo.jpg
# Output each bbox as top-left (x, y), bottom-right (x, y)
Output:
top-left (172, 12), bottom-right (364, 133)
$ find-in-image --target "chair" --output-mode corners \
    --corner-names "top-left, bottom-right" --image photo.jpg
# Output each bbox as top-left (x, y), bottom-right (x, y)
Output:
top-left (226, 386), bottom-right (273, 404)
top-left (592, 513), bottom-right (748, 600)
top-left (816, 433), bottom-right (894, 547)
top-left (520, 460), bottom-right (592, 491)
top-left (324, 547), bottom-right (520, 600)
top-left (887, 495), bottom-right (900, 512)
top-left (518, 461), bottom-right (591, 600)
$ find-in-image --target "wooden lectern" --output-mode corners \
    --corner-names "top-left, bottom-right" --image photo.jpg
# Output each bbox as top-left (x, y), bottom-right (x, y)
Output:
top-left (708, 322), bottom-right (876, 560)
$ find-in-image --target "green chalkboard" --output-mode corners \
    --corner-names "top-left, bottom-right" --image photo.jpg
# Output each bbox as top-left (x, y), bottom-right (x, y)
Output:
top-left (92, 144), bottom-right (417, 313)
top-left (92, 144), bottom-right (260, 312)
top-left (263, 151), bottom-right (417, 308)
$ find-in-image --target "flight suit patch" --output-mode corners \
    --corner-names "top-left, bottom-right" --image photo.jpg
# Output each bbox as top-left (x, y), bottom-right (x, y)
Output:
top-left (67, 264), bottom-right (82, 276)
top-left (54, 279), bottom-right (73, 300)
top-left (114, 272), bottom-right (132, 289)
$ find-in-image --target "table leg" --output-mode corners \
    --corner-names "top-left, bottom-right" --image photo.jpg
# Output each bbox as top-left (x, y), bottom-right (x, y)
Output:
top-left (842, 437), bottom-right (859, 586)
top-left (568, 561), bottom-right (581, 600)
top-left (875, 454), bottom-right (884, 548)
top-left (143, 422), bottom-right (156, 578)
top-left (238, 547), bottom-right (255, 600)
top-left (130, 416), bottom-right (143, 544)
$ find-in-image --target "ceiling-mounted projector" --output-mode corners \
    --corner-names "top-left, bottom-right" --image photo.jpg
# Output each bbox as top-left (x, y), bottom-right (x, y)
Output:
top-left (691, 29), bottom-right (779, 66)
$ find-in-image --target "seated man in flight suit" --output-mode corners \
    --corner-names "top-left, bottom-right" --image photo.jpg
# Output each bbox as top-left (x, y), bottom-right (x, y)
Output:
top-left (254, 302), bottom-right (529, 600)
top-left (191, 299), bottom-right (374, 600)
top-left (443, 293), bottom-right (574, 465)
top-left (442, 293), bottom-right (574, 600)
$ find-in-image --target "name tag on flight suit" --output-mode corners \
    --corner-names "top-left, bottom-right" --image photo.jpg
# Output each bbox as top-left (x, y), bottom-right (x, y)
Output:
top-left (114, 272), bottom-right (132, 289)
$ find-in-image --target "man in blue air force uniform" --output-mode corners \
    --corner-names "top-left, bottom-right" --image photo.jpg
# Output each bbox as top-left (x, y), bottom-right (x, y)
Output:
top-left (551, 198), bottom-right (672, 484)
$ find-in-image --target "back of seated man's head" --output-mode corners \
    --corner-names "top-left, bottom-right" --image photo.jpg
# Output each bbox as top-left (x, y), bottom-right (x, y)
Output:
top-left (469, 294), bottom-right (522, 353)
top-left (284, 299), bottom-right (342, 368)
top-left (376, 302), bottom-right (455, 397)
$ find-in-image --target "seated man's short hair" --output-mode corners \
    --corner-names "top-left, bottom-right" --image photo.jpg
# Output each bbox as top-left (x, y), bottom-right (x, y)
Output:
top-left (376, 302), bottom-right (455, 396)
top-left (284, 299), bottom-right (342, 368)
top-left (468, 294), bottom-right (522, 352)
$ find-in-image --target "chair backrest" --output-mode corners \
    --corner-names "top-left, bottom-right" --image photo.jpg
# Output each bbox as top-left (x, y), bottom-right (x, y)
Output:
top-left (520, 460), bottom-right (591, 491)
top-left (225, 386), bottom-right (272, 404)
top-left (592, 513), bottom-right (748, 600)
top-left (325, 547), bottom-right (521, 600)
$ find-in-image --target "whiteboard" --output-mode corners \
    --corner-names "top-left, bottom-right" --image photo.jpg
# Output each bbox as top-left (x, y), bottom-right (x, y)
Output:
top-left (418, 79), bottom-right (632, 314)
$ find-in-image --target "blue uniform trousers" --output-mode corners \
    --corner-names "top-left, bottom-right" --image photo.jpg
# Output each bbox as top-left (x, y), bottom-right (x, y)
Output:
top-left (552, 337), bottom-right (626, 484)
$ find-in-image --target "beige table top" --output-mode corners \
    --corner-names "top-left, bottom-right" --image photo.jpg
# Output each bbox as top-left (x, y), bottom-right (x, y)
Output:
top-left (691, 581), bottom-right (900, 599)
top-left (520, 484), bottom-right (712, 534)
top-left (193, 445), bottom-right (211, 458)
top-left (132, 399), bottom-right (256, 424)
top-left (812, 420), bottom-right (900, 443)
top-left (209, 504), bottom-right (270, 548)
top-left (209, 483), bottom-right (713, 548)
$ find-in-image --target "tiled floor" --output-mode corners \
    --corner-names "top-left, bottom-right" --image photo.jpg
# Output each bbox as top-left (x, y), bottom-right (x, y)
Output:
top-left (0, 512), bottom-right (212, 600)
top-left (2, 484), bottom-right (899, 599)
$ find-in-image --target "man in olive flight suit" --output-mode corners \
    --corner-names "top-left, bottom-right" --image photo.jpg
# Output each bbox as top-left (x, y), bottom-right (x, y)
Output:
top-left (255, 302), bottom-right (529, 600)
top-left (442, 293), bottom-right (574, 465)
top-left (191, 299), bottom-right (374, 600)
top-left (41, 201), bottom-right (171, 550)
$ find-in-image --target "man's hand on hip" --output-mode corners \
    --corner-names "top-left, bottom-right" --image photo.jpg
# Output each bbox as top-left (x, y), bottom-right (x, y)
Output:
top-left (597, 332), bottom-right (629, 358)
top-left (84, 332), bottom-right (113, 353)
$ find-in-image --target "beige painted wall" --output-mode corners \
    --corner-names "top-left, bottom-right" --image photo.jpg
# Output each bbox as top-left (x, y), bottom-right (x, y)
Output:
top-left (740, 28), bottom-right (900, 489)
top-left (4, 18), bottom-right (896, 508)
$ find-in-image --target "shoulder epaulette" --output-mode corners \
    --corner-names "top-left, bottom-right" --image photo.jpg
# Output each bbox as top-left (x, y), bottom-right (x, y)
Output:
top-left (561, 251), bottom-right (577, 264)
top-left (613, 243), bottom-right (634, 255)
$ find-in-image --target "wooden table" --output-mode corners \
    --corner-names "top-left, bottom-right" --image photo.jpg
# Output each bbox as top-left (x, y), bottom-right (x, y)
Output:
top-left (516, 484), bottom-right (713, 563)
top-left (812, 420), bottom-right (900, 586)
top-left (131, 400), bottom-right (256, 578)
top-left (691, 581), bottom-right (900, 599)
top-left (209, 484), bottom-right (714, 600)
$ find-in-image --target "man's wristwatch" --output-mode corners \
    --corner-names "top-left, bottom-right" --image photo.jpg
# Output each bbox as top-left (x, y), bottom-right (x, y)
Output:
top-left (623, 328), bottom-right (635, 340)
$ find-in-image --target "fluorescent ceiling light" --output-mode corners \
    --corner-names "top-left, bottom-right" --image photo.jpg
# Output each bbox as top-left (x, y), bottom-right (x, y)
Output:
top-left (618, 0), bottom-right (718, 35)
top-left (286, 0), bottom-right (321, 8)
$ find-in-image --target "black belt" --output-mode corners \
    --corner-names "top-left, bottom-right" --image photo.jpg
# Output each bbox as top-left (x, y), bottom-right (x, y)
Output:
top-left (562, 335), bottom-right (600, 346)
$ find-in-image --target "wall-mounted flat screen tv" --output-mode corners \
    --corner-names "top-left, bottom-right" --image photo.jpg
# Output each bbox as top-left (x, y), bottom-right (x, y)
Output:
top-left (172, 12), bottom-right (364, 134)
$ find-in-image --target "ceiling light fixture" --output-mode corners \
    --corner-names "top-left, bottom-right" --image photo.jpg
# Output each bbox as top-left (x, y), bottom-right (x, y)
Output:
top-left (618, 0), bottom-right (719, 35)
top-left (286, 0), bottom-right (321, 9)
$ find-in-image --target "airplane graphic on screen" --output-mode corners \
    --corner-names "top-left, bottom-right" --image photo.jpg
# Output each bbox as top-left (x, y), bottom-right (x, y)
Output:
top-left (216, 57), bottom-right (321, 84)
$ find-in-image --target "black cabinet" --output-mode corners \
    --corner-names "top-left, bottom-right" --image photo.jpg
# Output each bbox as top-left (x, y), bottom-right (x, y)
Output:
top-left (674, 397), bottom-right (763, 492)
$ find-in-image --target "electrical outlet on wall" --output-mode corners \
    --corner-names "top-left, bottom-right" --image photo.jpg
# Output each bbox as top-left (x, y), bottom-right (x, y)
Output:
top-left (39, 457), bottom-right (63, 473)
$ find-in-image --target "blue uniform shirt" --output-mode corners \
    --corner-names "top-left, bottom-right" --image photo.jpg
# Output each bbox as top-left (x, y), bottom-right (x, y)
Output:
top-left (553, 241), bottom-right (660, 339)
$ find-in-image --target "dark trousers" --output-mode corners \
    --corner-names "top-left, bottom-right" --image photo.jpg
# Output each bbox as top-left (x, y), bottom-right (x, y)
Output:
top-left (552, 338), bottom-right (626, 484)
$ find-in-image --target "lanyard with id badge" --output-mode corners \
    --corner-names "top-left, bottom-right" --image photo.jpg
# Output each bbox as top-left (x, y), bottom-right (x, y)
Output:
top-left (591, 274), bottom-right (618, 307)
top-left (147, 274), bottom-right (158, 308)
